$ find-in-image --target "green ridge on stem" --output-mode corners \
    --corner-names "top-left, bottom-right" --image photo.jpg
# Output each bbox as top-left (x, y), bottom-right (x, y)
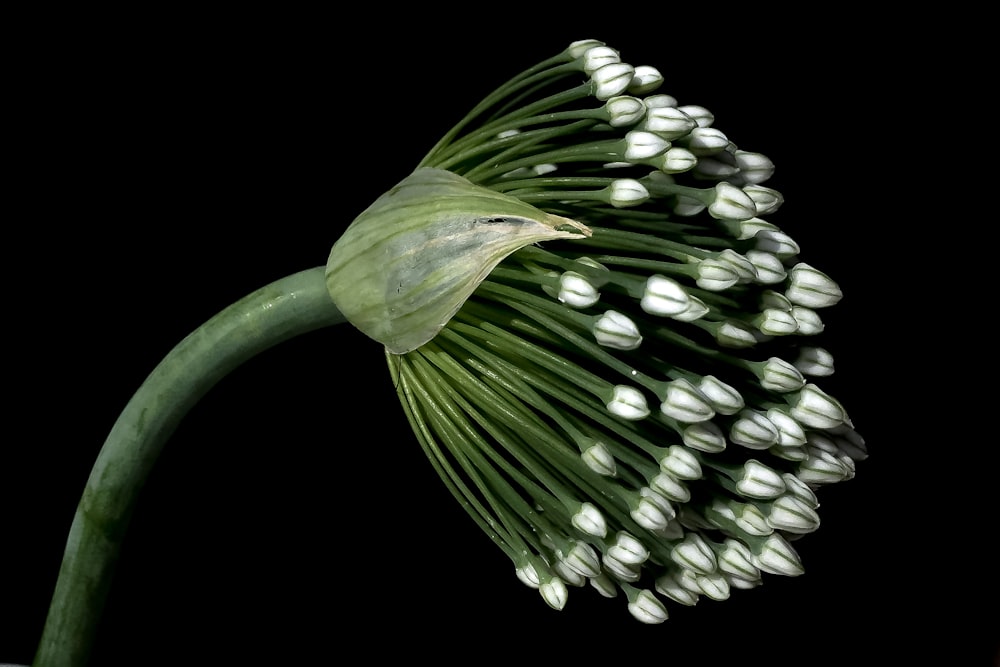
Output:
top-left (33, 266), bottom-right (347, 667)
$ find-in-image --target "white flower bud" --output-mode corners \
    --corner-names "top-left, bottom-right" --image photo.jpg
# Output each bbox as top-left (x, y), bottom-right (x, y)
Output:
top-left (593, 310), bottom-right (642, 350)
top-left (628, 589), bottom-right (669, 624)
top-left (655, 570), bottom-right (699, 606)
top-left (660, 444), bottom-right (702, 480)
top-left (759, 357), bottom-right (806, 392)
top-left (717, 249), bottom-right (757, 284)
top-left (730, 409), bottom-right (781, 450)
top-left (760, 289), bottom-right (793, 311)
top-left (642, 105), bottom-right (697, 139)
top-left (660, 378), bottom-right (715, 423)
top-left (582, 441), bottom-right (617, 476)
top-left (602, 552), bottom-right (641, 582)
top-left (624, 130), bottom-right (671, 161)
top-left (707, 182), bottom-right (757, 221)
top-left (610, 531), bottom-right (651, 565)
top-left (651, 471), bottom-right (691, 503)
top-left (793, 346), bottom-right (835, 376)
top-left (732, 501), bottom-right (773, 536)
top-left (556, 271), bottom-right (600, 308)
top-left (563, 540), bottom-right (602, 578)
top-left (566, 39), bottom-right (606, 60)
top-left (715, 320), bottom-right (758, 348)
top-left (605, 95), bottom-right (646, 127)
top-left (718, 538), bottom-right (761, 581)
top-left (682, 421), bottom-right (727, 453)
top-left (670, 532), bottom-right (718, 575)
top-left (672, 194), bottom-right (706, 216)
top-left (727, 575), bottom-right (763, 590)
top-left (745, 250), bottom-right (787, 284)
top-left (644, 93), bottom-right (678, 108)
top-left (797, 447), bottom-right (852, 485)
top-left (592, 62), bottom-right (636, 100)
top-left (766, 408), bottom-right (807, 448)
top-left (756, 308), bottom-right (799, 336)
top-left (698, 375), bottom-right (744, 415)
top-left (540, 577), bottom-right (569, 610)
top-left (755, 228), bottom-right (800, 258)
top-left (695, 573), bottom-right (731, 601)
top-left (608, 178), bottom-right (649, 207)
top-left (696, 258), bottom-right (739, 291)
top-left (786, 263), bottom-right (843, 309)
top-left (641, 274), bottom-right (690, 316)
top-left (685, 126), bottom-right (729, 154)
top-left (658, 146), bottom-right (698, 173)
top-left (553, 559), bottom-right (586, 587)
top-left (830, 423), bottom-right (867, 460)
top-left (767, 494), bottom-right (821, 534)
top-left (781, 473), bottom-right (820, 508)
top-left (581, 45), bottom-right (620, 75)
top-left (628, 65), bottom-right (664, 94)
top-left (515, 562), bottom-right (540, 588)
top-left (735, 217), bottom-right (778, 240)
top-left (734, 150), bottom-right (775, 184)
top-left (672, 294), bottom-right (709, 322)
top-left (589, 572), bottom-right (619, 598)
top-left (607, 384), bottom-right (650, 420)
top-left (790, 383), bottom-right (848, 429)
top-left (693, 156), bottom-right (739, 179)
top-left (632, 487), bottom-right (676, 530)
top-left (677, 104), bottom-right (714, 127)
top-left (791, 306), bottom-right (825, 335)
top-left (752, 533), bottom-right (804, 577)
top-left (736, 459), bottom-right (786, 499)
top-left (572, 502), bottom-right (607, 537)
top-left (742, 184), bottom-right (783, 215)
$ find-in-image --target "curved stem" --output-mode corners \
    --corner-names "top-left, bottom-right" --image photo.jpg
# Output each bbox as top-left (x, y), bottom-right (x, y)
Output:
top-left (33, 266), bottom-right (347, 667)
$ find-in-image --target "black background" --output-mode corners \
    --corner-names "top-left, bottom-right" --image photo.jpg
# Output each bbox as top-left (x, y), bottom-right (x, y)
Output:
top-left (5, 9), bottom-right (994, 667)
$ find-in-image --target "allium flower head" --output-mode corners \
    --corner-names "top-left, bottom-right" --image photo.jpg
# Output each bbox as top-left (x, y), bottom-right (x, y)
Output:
top-left (325, 39), bottom-right (863, 623)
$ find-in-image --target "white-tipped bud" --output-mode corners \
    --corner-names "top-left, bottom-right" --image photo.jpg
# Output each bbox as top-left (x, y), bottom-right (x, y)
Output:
top-left (794, 347), bottom-right (835, 376)
top-left (605, 95), bottom-right (646, 127)
top-left (658, 146), bottom-right (699, 173)
top-left (644, 93), bottom-right (678, 108)
top-left (660, 444), bottom-right (703, 480)
top-left (695, 573), bottom-right (731, 601)
top-left (608, 178), bottom-right (650, 207)
top-left (607, 384), bottom-right (650, 420)
top-left (624, 130), bottom-right (671, 161)
top-left (641, 274), bottom-right (690, 316)
top-left (582, 441), bottom-right (617, 477)
top-left (730, 409), bottom-right (781, 450)
top-left (787, 307), bottom-right (823, 337)
top-left (698, 375), bottom-right (744, 415)
top-left (754, 230), bottom-right (800, 260)
top-left (593, 310), bottom-right (642, 350)
top-left (737, 459), bottom-right (786, 499)
top-left (682, 421), bottom-right (728, 453)
top-left (672, 294), bottom-right (710, 322)
top-left (797, 447), bottom-right (853, 485)
top-left (572, 502), bottom-right (607, 538)
top-left (540, 577), bottom-right (569, 610)
top-left (715, 320), bottom-right (758, 348)
top-left (591, 62), bottom-right (636, 100)
top-left (767, 494), bottom-right (821, 534)
top-left (670, 532), bottom-right (718, 575)
top-left (567, 39), bottom-right (607, 60)
top-left (642, 105), bottom-right (697, 139)
top-left (718, 538), bottom-right (761, 581)
top-left (553, 559), bottom-right (587, 587)
top-left (655, 570), bottom-right (700, 606)
top-left (685, 126), bottom-right (729, 154)
top-left (745, 250), bottom-right (787, 284)
top-left (672, 194), bottom-right (706, 216)
top-left (515, 562), bottom-right (541, 589)
top-left (786, 263), bottom-right (843, 308)
top-left (563, 541), bottom-right (602, 578)
top-left (731, 501), bottom-right (773, 536)
top-left (759, 357), bottom-right (806, 392)
top-left (727, 575), bottom-right (763, 590)
top-left (556, 271), bottom-right (600, 308)
top-left (610, 531), bottom-right (651, 565)
top-left (760, 289), bottom-right (793, 311)
top-left (589, 572), bottom-right (619, 598)
top-left (602, 552), bottom-right (641, 582)
top-left (717, 249), bottom-right (758, 284)
top-left (628, 65), bottom-right (664, 94)
top-left (830, 424), bottom-right (868, 461)
top-left (766, 408), bottom-right (808, 448)
top-left (581, 45), bottom-right (620, 75)
top-left (781, 473), bottom-right (820, 508)
top-left (628, 588), bottom-right (669, 624)
top-left (756, 308), bottom-right (799, 336)
top-left (743, 184), bottom-right (784, 215)
top-left (677, 104), bottom-right (714, 127)
top-left (735, 217), bottom-right (778, 240)
top-left (693, 156), bottom-right (740, 180)
top-left (753, 533), bottom-right (805, 577)
top-left (696, 258), bottom-right (739, 291)
top-left (790, 383), bottom-right (848, 429)
top-left (633, 487), bottom-right (676, 531)
top-left (734, 150), bottom-right (775, 184)
top-left (651, 472), bottom-right (691, 503)
top-left (660, 378), bottom-right (715, 423)
top-left (708, 182), bottom-right (757, 221)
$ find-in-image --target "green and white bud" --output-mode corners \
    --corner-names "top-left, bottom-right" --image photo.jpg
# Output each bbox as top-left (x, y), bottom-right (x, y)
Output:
top-left (628, 65), bottom-right (664, 94)
top-left (797, 446), bottom-right (853, 485)
top-left (581, 45), bottom-right (620, 75)
top-left (605, 95), bottom-right (646, 127)
top-left (766, 494), bottom-right (821, 534)
top-left (829, 424), bottom-right (868, 460)
top-left (742, 184), bottom-right (784, 215)
top-left (641, 274), bottom-right (690, 316)
top-left (553, 559), bottom-right (587, 587)
top-left (628, 588), bottom-right (669, 624)
top-left (730, 409), bottom-right (781, 450)
top-left (708, 182), bottom-right (758, 221)
top-left (684, 126), bottom-right (729, 155)
top-left (633, 487), bottom-right (676, 531)
top-left (326, 167), bottom-right (589, 354)
top-left (670, 532), bottom-right (718, 575)
top-left (608, 178), bottom-right (650, 207)
top-left (736, 459), bottom-right (787, 499)
top-left (660, 444), bottom-right (703, 480)
top-left (756, 308), bottom-right (799, 336)
top-left (602, 553), bottom-right (641, 582)
top-left (655, 569), bottom-right (700, 606)
top-left (607, 384), bottom-right (651, 420)
top-left (677, 104), bottom-right (714, 127)
top-left (717, 538), bottom-right (761, 581)
top-left (660, 378), bottom-right (716, 423)
top-left (755, 228), bottom-right (800, 258)
top-left (696, 257), bottom-right (740, 291)
top-left (624, 130), bottom-right (671, 161)
top-left (695, 572), bottom-right (731, 601)
top-left (698, 375), bottom-right (744, 415)
top-left (733, 150), bottom-right (775, 184)
top-left (540, 576), bottom-right (569, 610)
top-left (658, 146), bottom-right (699, 173)
top-left (642, 105), bottom-right (698, 139)
top-left (717, 249), bottom-right (758, 284)
top-left (714, 320), bottom-right (758, 348)
top-left (572, 502), bottom-right (608, 538)
top-left (758, 357), bottom-right (806, 392)
top-left (766, 408), bottom-right (808, 448)
top-left (672, 194), bottom-right (706, 216)
top-left (610, 531), bottom-right (651, 565)
top-left (790, 306), bottom-right (825, 335)
top-left (552, 270), bottom-right (600, 308)
top-left (566, 39), bottom-right (606, 60)
top-left (562, 540), bottom-right (602, 578)
top-left (651, 471), bottom-right (691, 503)
top-left (781, 473), bottom-right (820, 508)
top-left (693, 156), bottom-right (740, 180)
top-left (644, 93), bottom-right (678, 108)
top-left (793, 346), bottom-right (835, 377)
top-left (594, 310), bottom-right (643, 350)
top-left (592, 62), bottom-right (636, 100)
top-left (590, 572), bottom-right (619, 598)
top-left (790, 383), bottom-right (848, 429)
top-left (752, 533), bottom-right (805, 577)
top-left (683, 421), bottom-right (728, 453)
top-left (582, 441), bottom-right (617, 476)
top-left (745, 250), bottom-right (787, 284)
top-left (785, 263), bottom-right (843, 309)
top-left (672, 294), bottom-right (710, 322)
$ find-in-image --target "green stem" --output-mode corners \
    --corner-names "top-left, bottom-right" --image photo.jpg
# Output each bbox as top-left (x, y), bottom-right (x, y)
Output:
top-left (33, 266), bottom-right (347, 667)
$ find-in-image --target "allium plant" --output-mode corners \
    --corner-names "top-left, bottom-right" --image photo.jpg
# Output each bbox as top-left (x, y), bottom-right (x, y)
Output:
top-left (31, 38), bottom-right (864, 666)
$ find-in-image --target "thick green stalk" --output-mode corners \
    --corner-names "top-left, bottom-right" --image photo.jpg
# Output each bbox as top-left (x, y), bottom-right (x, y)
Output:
top-left (33, 266), bottom-right (346, 667)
